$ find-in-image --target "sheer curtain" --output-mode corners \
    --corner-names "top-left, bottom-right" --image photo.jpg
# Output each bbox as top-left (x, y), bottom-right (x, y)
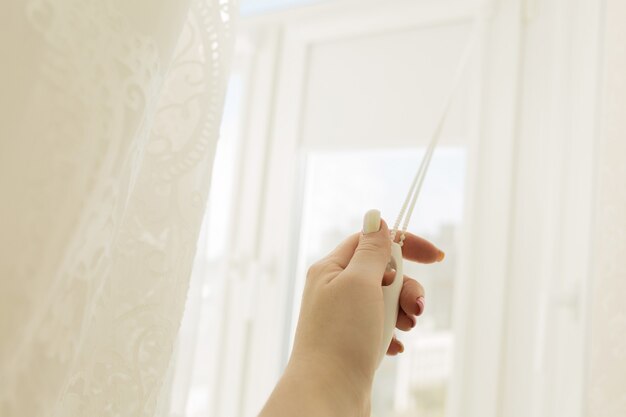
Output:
top-left (0, 1), bottom-right (234, 416)
top-left (587, 0), bottom-right (626, 416)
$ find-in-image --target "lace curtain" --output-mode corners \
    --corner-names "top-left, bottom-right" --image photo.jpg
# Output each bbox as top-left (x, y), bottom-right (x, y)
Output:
top-left (0, 1), bottom-right (234, 416)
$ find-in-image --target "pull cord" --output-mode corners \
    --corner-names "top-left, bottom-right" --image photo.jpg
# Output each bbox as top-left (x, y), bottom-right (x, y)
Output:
top-left (390, 23), bottom-right (481, 246)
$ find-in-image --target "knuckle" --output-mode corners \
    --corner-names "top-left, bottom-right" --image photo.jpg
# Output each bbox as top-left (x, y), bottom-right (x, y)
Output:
top-left (357, 238), bottom-right (391, 258)
top-left (361, 236), bottom-right (390, 252)
top-left (306, 261), bottom-right (327, 280)
top-left (415, 282), bottom-right (426, 297)
top-left (403, 277), bottom-right (425, 296)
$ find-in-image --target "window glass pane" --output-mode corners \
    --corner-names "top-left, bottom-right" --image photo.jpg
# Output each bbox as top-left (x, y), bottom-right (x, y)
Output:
top-left (291, 147), bottom-right (466, 417)
top-left (240, 0), bottom-right (332, 15)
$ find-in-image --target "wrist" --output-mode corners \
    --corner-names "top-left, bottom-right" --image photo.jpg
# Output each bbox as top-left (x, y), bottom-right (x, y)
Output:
top-left (285, 352), bottom-right (372, 416)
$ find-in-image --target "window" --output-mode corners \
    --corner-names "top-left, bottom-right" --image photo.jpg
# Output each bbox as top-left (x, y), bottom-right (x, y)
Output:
top-left (170, 0), bottom-right (600, 416)
top-left (240, 0), bottom-right (332, 15)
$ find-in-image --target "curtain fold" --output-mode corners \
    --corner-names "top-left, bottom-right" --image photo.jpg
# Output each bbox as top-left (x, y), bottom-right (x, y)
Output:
top-left (0, 1), bottom-right (234, 416)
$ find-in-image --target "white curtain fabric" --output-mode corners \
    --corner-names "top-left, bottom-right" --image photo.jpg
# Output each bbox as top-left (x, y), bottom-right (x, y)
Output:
top-left (0, 1), bottom-right (233, 416)
top-left (587, 0), bottom-right (626, 416)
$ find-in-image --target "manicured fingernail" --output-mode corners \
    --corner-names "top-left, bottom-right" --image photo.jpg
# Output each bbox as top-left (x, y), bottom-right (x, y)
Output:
top-left (362, 209), bottom-right (381, 234)
top-left (416, 297), bottom-right (425, 316)
top-left (437, 250), bottom-right (445, 262)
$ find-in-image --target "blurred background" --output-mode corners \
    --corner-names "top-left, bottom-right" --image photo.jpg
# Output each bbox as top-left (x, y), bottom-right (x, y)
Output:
top-left (166, 1), bottom-right (624, 417)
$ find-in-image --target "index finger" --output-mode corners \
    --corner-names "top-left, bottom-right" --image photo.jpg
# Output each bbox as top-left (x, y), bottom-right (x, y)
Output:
top-left (397, 232), bottom-right (444, 264)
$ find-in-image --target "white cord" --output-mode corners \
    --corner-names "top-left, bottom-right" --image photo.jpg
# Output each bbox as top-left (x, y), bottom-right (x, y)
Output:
top-left (391, 23), bottom-right (480, 244)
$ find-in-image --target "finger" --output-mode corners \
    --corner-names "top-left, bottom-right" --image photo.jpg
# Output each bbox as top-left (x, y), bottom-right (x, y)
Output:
top-left (386, 337), bottom-right (404, 356)
top-left (398, 232), bottom-right (445, 264)
top-left (382, 268), bottom-right (396, 286)
top-left (343, 210), bottom-right (391, 284)
top-left (399, 276), bottom-right (425, 316)
top-left (396, 309), bottom-right (416, 332)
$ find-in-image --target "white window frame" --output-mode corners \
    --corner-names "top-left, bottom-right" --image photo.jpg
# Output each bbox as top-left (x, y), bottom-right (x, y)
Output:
top-left (494, 1), bottom-right (603, 416)
top-left (209, 0), bottom-right (604, 416)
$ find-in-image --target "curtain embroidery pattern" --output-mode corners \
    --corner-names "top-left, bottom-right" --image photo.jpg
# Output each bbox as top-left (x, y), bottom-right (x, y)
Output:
top-left (0, 1), bottom-right (233, 416)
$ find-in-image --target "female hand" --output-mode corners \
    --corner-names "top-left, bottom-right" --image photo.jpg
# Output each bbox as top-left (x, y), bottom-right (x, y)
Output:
top-left (260, 211), bottom-right (445, 417)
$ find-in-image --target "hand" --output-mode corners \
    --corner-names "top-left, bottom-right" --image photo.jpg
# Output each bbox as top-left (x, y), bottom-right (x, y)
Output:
top-left (259, 214), bottom-right (444, 417)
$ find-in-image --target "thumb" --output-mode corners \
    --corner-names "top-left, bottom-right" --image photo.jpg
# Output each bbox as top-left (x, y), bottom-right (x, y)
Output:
top-left (343, 209), bottom-right (392, 283)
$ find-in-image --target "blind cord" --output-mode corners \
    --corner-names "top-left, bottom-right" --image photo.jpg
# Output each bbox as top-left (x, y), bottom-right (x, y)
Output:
top-left (390, 23), bottom-right (481, 245)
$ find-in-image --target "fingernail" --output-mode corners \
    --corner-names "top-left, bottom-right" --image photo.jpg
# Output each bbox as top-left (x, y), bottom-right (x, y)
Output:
top-left (408, 315), bottom-right (416, 328)
top-left (362, 209), bottom-right (381, 234)
top-left (437, 250), bottom-right (445, 262)
top-left (416, 297), bottom-right (425, 316)
top-left (398, 340), bottom-right (405, 353)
